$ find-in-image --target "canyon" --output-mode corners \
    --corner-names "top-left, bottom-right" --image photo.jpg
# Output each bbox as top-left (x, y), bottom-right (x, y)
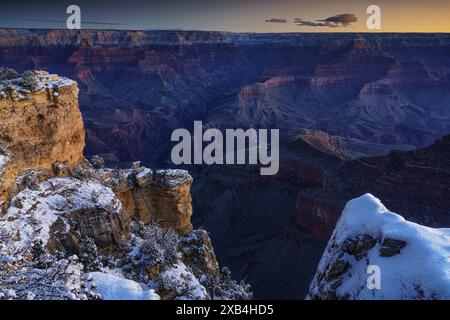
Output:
top-left (1, 29), bottom-right (449, 298)
top-left (171, 121), bottom-right (280, 175)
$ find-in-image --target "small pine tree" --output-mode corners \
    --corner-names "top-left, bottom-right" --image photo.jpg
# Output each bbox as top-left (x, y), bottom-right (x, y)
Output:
top-left (31, 240), bottom-right (45, 261)
top-left (210, 267), bottom-right (253, 300)
top-left (21, 70), bottom-right (38, 91)
top-left (79, 237), bottom-right (102, 272)
top-left (31, 240), bottom-right (46, 269)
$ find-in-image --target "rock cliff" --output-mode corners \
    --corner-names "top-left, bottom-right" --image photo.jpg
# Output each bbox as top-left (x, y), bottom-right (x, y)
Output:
top-left (98, 165), bottom-right (193, 234)
top-left (0, 70), bottom-right (250, 300)
top-left (0, 70), bottom-right (85, 204)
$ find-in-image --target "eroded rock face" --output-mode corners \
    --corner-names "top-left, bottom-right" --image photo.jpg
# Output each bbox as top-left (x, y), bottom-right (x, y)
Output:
top-left (290, 132), bottom-right (450, 245)
top-left (0, 175), bottom-right (251, 300)
top-left (97, 165), bottom-right (193, 235)
top-left (0, 71), bottom-right (85, 203)
top-left (122, 222), bottom-right (251, 300)
top-left (180, 229), bottom-right (220, 278)
top-left (151, 170), bottom-right (193, 234)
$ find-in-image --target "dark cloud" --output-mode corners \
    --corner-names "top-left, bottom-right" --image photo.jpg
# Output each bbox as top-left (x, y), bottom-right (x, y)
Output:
top-left (318, 14), bottom-right (357, 26)
top-left (295, 19), bottom-right (336, 27)
top-left (265, 18), bottom-right (287, 23)
top-left (295, 13), bottom-right (357, 28)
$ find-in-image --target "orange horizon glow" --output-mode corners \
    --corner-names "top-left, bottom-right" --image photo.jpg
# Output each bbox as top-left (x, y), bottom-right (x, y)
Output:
top-left (0, 0), bottom-right (449, 33)
top-left (219, 0), bottom-right (450, 33)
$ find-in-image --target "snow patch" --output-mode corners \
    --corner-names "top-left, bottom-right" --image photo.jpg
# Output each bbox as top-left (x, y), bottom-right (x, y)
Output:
top-left (135, 167), bottom-right (152, 180)
top-left (155, 262), bottom-right (208, 300)
top-left (91, 272), bottom-right (160, 300)
top-left (155, 169), bottom-right (192, 187)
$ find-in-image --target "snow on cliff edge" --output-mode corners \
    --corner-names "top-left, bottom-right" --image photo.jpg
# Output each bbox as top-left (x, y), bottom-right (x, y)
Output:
top-left (307, 193), bottom-right (450, 300)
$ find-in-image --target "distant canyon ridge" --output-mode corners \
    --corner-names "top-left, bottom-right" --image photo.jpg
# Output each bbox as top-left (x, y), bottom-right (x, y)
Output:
top-left (1, 29), bottom-right (449, 298)
top-left (1, 29), bottom-right (450, 161)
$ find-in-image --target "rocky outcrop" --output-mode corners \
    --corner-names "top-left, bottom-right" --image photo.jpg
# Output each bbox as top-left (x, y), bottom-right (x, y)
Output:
top-left (0, 161), bottom-right (250, 300)
top-left (0, 70), bottom-right (194, 236)
top-left (96, 164), bottom-right (193, 235)
top-left (121, 223), bottom-right (250, 300)
top-left (150, 170), bottom-right (193, 234)
top-left (307, 194), bottom-right (450, 300)
top-left (298, 129), bottom-right (349, 160)
top-left (1, 177), bottom-right (130, 256)
top-left (0, 70), bottom-right (249, 300)
top-left (180, 229), bottom-right (220, 278)
top-left (0, 71), bottom-right (85, 204)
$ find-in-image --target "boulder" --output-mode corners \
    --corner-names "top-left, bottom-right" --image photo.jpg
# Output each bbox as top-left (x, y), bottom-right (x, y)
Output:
top-left (0, 177), bottom-right (130, 256)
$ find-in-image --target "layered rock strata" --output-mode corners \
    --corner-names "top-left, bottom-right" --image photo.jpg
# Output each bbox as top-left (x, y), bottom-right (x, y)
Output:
top-left (0, 71), bottom-right (85, 204)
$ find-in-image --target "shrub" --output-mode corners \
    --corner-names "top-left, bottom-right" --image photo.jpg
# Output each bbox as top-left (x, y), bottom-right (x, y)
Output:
top-left (0, 67), bottom-right (19, 81)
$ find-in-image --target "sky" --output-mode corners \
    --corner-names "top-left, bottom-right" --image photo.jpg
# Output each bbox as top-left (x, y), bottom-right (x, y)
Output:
top-left (0, 0), bottom-right (449, 32)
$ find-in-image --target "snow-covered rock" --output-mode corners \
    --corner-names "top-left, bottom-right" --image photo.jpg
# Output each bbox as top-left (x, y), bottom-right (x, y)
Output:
top-left (0, 170), bottom-right (251, 301)
top-left (0, 254), bottom-right (99, 300)
top-left (91, 272), bottom-right (160, 300)
top-left (0, 177), bottom-right (129, 256)
top-left (307, 193), bottom-right (450, 300)
top-left (153, 262), bottom-right (208, 300)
